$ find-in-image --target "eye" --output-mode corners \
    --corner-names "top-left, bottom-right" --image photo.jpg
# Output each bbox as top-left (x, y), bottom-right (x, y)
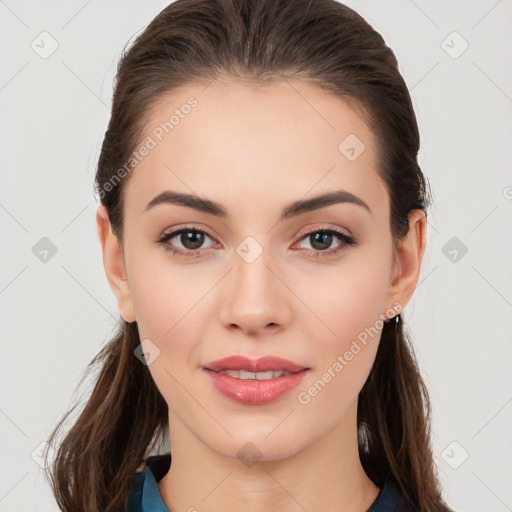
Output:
top-left (295, 227), bottom-right (357, 258)
top-left (157, 227), bottom-right (217, 257)
top-left (157, 226), bottom-right (357, 259)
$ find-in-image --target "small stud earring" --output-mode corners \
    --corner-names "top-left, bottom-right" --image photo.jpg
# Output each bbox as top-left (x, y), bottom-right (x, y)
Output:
top-left (384, 303), bottom-right (402, 324)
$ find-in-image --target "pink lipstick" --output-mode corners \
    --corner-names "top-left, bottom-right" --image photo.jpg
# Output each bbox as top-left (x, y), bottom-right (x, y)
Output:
top-left (202, 355), bottom-right (310, 405)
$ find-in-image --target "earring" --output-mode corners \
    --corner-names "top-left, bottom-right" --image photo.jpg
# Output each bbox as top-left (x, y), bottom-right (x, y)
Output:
top-left (384, 303), bottom-right (402, 324)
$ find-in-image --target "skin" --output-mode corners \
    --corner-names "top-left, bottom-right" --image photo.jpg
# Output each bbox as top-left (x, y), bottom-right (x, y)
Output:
top-left (97, 78), bottom-right (426, 512)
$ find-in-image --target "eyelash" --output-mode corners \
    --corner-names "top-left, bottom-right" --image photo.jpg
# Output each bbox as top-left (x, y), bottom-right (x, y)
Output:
top-left (156, 226), bottom-right (357, 259)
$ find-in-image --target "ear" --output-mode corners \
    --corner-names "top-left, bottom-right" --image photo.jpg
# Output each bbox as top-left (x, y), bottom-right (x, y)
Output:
top-left (386, 209), bottom-right (427, 315)
top-left (96, 205), bottom-right (136, 323)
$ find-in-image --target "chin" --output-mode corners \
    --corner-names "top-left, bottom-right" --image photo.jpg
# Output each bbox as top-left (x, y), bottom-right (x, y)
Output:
top-left (204, 429), bottom-right (308, 465)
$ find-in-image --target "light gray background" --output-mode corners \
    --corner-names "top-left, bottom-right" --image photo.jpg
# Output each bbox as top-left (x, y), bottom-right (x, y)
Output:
top-left (1, 1), bottom-right (511, 511)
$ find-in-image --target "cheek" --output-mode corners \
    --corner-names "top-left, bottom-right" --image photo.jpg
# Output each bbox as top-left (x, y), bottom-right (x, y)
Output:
top-left (296, 279), bottom-right (385, 417)
top-left (127, 246), bottom-right (202, 339)
top-left (296, 256), bottom-right (391, 344)
top-left (294, 251), bottom-right (391, 392)
top-left (129, 261), bottom-right (205, 412)
top-left (126, 250), bottom-right (213, 396)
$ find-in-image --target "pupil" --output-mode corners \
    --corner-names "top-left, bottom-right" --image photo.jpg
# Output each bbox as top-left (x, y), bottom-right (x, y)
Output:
top-left (182, 231), bottom-right (204, 249)
top-left (311, 232), bottom-right (332, 251)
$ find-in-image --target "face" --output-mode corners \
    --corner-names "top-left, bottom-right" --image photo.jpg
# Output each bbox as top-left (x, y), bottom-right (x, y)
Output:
top-left (97, 78), bottom-right (425, 462)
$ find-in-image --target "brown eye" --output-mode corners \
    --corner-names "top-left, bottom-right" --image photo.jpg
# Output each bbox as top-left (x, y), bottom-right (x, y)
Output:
top-left (297, 228), bottom-right (357, 257)
top-left (308, 231), bottom-right (336, 251)
top-left (157, 227), bottom-right (216, 256)
top-left (176, 230), bottom-right (206, 250)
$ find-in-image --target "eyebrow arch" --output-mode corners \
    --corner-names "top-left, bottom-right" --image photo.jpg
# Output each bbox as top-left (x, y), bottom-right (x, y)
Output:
top-left (144, 189), bottom-right (372, 219)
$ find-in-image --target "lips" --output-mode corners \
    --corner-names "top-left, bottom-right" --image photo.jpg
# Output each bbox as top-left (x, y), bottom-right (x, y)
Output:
top-left (202, 355), bottom-right (309, 374)
top-left (202, 356), bottom-right (311, 404)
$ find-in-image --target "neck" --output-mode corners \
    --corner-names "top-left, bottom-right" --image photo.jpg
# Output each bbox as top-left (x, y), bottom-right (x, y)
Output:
top-left (157, 403), bottom-right (380, 512)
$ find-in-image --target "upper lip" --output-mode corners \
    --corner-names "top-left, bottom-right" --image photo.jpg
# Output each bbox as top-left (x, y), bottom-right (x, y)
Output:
top-left (203, 356), bottom-right (309, 373)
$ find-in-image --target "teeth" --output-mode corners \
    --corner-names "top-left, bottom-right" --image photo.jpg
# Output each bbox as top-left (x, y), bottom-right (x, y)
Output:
top-left (217, 370), bottom-right (291, 379)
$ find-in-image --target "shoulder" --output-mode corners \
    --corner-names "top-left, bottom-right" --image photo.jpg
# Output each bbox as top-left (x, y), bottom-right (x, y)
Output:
top-left (368, 477), bottom-right (411, 512)
top-left (126, 470), bottom-right (145, 512)
top-left (126, 453), bottom-right (172, 512)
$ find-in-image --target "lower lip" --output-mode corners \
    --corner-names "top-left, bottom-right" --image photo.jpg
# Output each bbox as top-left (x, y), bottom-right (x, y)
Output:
top-left (203, 369), bottom-right (309, 405)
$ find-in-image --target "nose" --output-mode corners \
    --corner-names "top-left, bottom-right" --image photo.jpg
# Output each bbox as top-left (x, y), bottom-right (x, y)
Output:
top-left (218, 246), bottom-right (293, 336)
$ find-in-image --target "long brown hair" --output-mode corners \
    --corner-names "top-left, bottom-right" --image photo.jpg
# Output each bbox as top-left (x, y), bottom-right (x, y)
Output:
top-left (44, 1), bottom-right (452, 510)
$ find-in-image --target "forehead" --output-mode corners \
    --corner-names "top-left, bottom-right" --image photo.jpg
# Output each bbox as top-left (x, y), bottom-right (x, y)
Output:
top-left (124, 78), bottom-right (388, 220)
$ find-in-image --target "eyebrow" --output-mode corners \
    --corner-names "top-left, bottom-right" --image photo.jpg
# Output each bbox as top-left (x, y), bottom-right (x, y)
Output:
top-left (144, 189), bottom-right (372, 219)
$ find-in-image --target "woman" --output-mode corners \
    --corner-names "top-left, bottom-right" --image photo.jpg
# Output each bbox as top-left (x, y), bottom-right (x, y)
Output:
top-left (44, 0), bottom-right (453, 510)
